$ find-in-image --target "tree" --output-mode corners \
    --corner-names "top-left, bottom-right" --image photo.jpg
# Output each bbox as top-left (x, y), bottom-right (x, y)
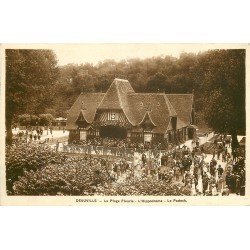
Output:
top-left (48, 48), bottom-right (245, 146)
top-left (72, 69), bottom-right (95, 93)
top-left (39, 114), bottom-right (54, 126)
top-left (6, 49), bottom-right (58, 143)
top-left (146, 72), bottom-right (166, 92)
top-left (18, 114), bottom-right (31, 127)
top-left (198, 50), bottom-right (245, 149)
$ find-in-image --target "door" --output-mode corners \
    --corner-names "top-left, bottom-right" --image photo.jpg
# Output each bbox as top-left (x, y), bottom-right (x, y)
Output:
top-left (144, 133), bottom-right (152, 143)
top-left (80, 131), bottom-right (87, 140)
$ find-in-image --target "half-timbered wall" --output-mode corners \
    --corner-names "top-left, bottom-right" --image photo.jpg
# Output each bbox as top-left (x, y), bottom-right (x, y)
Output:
top-left (95, 110), bottom-right (131, 127)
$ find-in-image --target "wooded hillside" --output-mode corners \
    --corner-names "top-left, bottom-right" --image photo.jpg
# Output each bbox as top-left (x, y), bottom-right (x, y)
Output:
top-left (6, 49), bottom-right (245, 143)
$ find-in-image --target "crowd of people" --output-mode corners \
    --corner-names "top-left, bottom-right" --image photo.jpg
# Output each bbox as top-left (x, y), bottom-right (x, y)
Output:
top-left (14, 126), bottom-right (61, 144)
top-left (16, 127), bottom-right (46, 141)
top-left (97, 134), bottom-right (245, 196)
top-left (9, 127), bottom-right (246, 196)
top-left (71, 137), bottom-right (171, 151)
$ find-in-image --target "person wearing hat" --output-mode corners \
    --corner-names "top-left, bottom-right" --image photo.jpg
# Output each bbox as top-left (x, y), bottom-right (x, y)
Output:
top-left (235, 172), bottom-right (243, 195)
top-left (174, 164), bottom-right (182, 182)
top-left (193, 164), bottom-right (199, 182)
top-left (225, 172), bottom-right (233, 193)
top-left (217, 164), bottom-right (224, 178)
top-left (202, 173), bottom-right (209, 195)
top-left (217, 175), bottom-right (224, 193)
top-left (141, 152), bottom-right (147, 167)
top-left (209, 161), bottom-right (216, 178)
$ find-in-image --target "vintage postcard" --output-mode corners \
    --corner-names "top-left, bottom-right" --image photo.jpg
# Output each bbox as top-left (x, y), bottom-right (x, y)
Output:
top-left (0, 43), bottom-right (249, 205)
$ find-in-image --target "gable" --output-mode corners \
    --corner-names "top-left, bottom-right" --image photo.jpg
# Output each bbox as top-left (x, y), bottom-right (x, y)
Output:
top-left (98, 78), bottom-right (135, 110)
top-left (66, 79), bottom-right (194, 133)
top-left (66, 93), bottom-right (104, 130)
top-left (124, 93), bottom-right (174, 133)
top-left (166, 94), bottom-right (193, 126)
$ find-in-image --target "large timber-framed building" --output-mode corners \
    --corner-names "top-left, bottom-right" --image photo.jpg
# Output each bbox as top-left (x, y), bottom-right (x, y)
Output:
top-left (66, 78), bottom-right (196, 144)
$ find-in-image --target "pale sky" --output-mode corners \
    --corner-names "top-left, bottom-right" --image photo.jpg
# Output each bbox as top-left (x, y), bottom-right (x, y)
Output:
top-left (3, 44), bottom-right (244, 66)
top-left (53, 44), bottom-right (212, 66)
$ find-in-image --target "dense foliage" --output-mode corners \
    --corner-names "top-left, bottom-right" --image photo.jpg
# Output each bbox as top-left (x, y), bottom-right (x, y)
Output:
top-left (6, 142), bottom-right (62, 194)
top-left (18, 114), bottom-right (40, 126)
top-left (18, 113), bottom-right (54, 126)
top-left (13, 164), bottom-right (190, 196)
top-left (199, 50), bottom-right (245, 148)
top-left (6, 49), bottom-right (246, 142)
top-left (7, 142), bottom-right (190, 196)
top-left (52, 50), bottom-right (245, 137)
top-left (12, 160), bottom-right (109, 196)
top-left (38, 114), bottom-right (55, 126)
top-left (6, 49), bottom-right (58, 143)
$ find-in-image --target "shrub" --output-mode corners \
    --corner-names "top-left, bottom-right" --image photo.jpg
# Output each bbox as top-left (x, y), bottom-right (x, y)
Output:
top-left (12, 159), bottom-right (110, 196)
top-left (12, 156), bottom-right (191, 196)
top-left (18, 114), bottom-right (31, 126)
top-left (6, 142), bottom-right (63, 194)
top-left (18, 114), bottom-right (40, 127)
top-left (39, 114), bottom-right (54, 126)
top-left (8, 142), bottom-right (191, 196)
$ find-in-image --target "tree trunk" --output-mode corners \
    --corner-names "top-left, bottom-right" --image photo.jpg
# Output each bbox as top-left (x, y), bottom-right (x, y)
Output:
top-left (6, 117), bottom-right (13, 145)
top-left (231, 130), bottom-right (239, 153)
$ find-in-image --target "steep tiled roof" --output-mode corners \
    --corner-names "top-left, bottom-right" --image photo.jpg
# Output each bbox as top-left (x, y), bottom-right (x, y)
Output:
top-left (166, 94), bottom-right (193, 126)
top-left (66, 79), bottom-right (194, 133)
top-left (124, 93), bottom-right (175, 133)
top-left (98, 78), bottom-right (135, 110)
top-left (66, 93), bottom-right (105, 130)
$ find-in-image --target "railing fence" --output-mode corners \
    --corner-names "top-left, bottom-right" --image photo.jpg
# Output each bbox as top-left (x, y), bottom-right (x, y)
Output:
top-left (61, 144), bottom-right (173, 159)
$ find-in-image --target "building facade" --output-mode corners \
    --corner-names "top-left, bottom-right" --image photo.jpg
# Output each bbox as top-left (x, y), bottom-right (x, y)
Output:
top-left (66, 78), bottom-right (196, 144)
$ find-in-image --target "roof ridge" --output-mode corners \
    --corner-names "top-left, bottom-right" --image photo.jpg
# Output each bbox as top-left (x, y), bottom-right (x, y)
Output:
top-left (96, 93), bottom-right (107, 110)
top-left (96, 79), bottom-right (119, 110)
top-left (163, 94), bottom-right (177, 117)
top-left (115, 80), bottom-right (123, 109)
top-left (116, 82), bottom-right (137, 126)
top-left (67, 94), bottom-right (83, 117)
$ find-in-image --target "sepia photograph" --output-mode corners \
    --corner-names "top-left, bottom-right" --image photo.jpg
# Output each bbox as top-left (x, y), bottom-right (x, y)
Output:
top-left (1, 2), bottom-right (250, 250)
top-left (0, 44), bottom-right (248, 205)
